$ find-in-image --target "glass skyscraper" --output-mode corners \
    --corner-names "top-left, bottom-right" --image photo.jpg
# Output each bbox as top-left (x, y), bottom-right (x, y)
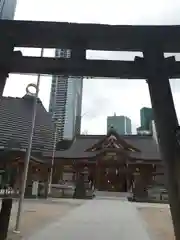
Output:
top-left (107, 114), bottom-right (132, 135)
top-left (140, 107), bottom-right (153, 130)
top-left (49, 49), bottom-right (83, 140)
top-left (0, 0), bottom-right (17, 19)
top-left (137, 107), bottom-right (153, 134)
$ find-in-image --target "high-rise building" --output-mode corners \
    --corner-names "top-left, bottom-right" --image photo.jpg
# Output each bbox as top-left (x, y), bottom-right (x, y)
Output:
top-left (140, 107), bottom-right (153, 130)
top-left (0, 0), bottom-right (17, 19)
top-left (137, 107), bottom-right (153, 134)
top-left (49, 49), bottom-right (83, 140)
top-left (107, 114), bottom-right (132, 135)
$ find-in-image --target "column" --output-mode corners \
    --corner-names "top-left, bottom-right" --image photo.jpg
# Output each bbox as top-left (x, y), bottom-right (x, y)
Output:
top-left (0, 37), bottom-right (14, 96)
top-left (71, 39), bottom-right (86, 61)
top-left (135, 47), bottom-right (180, 239)
top-left (133, 168), bottom-right (148, 200)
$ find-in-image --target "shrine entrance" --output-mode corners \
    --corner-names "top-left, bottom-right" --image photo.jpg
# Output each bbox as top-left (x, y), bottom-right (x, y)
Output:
top-left (97, 165), bottom-right (127, 192)
top-left (95, 150), bottom-right (129, 192)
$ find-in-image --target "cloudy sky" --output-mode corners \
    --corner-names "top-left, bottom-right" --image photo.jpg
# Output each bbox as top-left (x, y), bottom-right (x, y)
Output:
top-left (3, 0), bottom-right (180, 134)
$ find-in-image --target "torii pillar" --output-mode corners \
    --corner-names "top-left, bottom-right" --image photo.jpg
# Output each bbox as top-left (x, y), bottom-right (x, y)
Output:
top-left (0, 37), bottom-right (14, 96)
top-left (135, 47), bottom-right (180, 239)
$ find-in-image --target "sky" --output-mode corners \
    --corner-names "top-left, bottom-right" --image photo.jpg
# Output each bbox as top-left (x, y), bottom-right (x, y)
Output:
top-left (3, 0), bottom-right (180, 134)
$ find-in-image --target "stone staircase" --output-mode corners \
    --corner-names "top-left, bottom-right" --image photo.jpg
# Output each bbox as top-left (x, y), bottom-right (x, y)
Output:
top-left (95, 191), bottom-right (132, 200)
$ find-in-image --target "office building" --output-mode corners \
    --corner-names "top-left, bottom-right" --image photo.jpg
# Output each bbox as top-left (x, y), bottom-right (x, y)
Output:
top-left (0, 0), bottom-right (17, 19)
top-left (137, 107), bottom-right (153, 134)
top-left (107, 114), bottom-right (132, 135)
top-left (140, 107), bottom-right (153, 130)
top-left (49, 49), bottom-right (83, 140)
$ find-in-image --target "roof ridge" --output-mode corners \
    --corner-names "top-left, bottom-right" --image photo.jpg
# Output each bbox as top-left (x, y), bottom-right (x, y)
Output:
top-left (1, 95), bottom-right (44, 106)
top-left (2, 96), bottom-right (27, 100)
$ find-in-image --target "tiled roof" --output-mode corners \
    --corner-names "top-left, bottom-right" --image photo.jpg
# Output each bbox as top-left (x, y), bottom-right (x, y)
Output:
top-left (122, 135), bottom-right (161, 160)
top-left (0, 95), bottom-right (54, 155)
top-left (44, 133), bottom-right (161, 161)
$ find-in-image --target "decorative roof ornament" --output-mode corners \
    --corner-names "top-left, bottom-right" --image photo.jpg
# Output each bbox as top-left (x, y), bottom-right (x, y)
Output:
top-left (103, 134), bottom-right (122, 149)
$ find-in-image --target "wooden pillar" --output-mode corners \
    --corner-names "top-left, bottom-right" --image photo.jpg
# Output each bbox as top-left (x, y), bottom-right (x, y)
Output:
top-left (136, 47), bottom-right (180, 239)
top-left (0, 37), bottom-right (14, 96)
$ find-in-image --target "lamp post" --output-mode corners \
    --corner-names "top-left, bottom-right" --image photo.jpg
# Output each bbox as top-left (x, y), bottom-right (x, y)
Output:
top-left (14, 48), bottom-right (44, 233)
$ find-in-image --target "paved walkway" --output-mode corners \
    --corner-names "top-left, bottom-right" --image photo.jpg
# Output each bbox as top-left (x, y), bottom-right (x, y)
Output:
top-left (28, 199), bottom-right (151, 240)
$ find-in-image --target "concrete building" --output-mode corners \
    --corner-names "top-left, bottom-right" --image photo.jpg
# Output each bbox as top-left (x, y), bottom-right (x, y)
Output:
top-left (49, 49), bottom-right (83, 140)
top-left (107, 114), bottom-right (132, 135)
top-left (0, 0), bottom-right (17, 19)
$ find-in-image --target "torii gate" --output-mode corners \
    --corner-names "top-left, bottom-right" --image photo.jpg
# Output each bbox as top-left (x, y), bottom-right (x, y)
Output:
top-left (1, 20), bottom-right (180, 238)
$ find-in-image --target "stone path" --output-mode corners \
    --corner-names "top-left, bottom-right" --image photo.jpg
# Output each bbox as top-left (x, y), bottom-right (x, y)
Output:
top-left (28, 199), bottom-right (151, 240)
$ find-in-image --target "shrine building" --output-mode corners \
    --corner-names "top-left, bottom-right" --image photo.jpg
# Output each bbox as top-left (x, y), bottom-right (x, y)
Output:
top-left (44, 127), bottom-right (164, 193)
top-left (0, 94), bottom-right (164, 197)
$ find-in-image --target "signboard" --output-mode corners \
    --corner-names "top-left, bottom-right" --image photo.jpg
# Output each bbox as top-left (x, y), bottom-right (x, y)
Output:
top-left (104, 152), bottom-right (117, 161)
top-left (64, 165), bottom-right (73, 171)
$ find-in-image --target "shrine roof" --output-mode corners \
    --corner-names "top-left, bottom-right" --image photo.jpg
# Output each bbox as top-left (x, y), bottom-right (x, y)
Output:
top-left (0, 95), bottom-right (54, 158)
top-left (44, 130), bottom-right (161, 161)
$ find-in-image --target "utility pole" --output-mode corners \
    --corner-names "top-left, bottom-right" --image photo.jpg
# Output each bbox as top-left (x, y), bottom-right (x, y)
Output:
top-left (48, 119), bottom-right (59, 195)
top-left (14, 48), bottom-right (44, 233)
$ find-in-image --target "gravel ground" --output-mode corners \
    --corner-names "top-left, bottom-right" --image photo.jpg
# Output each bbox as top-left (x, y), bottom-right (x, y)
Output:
top-left (7, 199), bottom-right (85, 240)
top-left (6, 199), bottom-right (175, 240)
top-left (138, 206), bottom-right (175, 240)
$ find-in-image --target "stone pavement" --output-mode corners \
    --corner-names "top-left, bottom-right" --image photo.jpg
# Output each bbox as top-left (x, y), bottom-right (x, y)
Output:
top-left (28, 199), bottom-right (151, 240)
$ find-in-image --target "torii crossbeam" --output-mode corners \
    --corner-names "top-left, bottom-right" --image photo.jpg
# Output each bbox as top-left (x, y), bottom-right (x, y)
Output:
top-left (0, 19), bottom-right (180, 239)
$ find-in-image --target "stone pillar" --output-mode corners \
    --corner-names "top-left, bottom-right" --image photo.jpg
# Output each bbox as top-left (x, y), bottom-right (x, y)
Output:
top-left (135, 48), bottom-right (180, 239)
top-left (0, 37), bottom-right (14, 96)
top-left (0, 198), bottom-right (13, 240)
top-left (71, 45), bottom-right (85, 135)
top-left (133, 169), bottom-right (148, 200)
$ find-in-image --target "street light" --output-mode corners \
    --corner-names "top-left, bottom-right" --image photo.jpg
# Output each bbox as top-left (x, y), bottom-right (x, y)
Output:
top-left (14, 48), bottom-right (44, 233)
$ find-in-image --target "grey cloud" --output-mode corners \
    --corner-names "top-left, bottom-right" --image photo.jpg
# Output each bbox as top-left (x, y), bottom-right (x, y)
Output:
top-left (82, 95), bottom-right (111, 119)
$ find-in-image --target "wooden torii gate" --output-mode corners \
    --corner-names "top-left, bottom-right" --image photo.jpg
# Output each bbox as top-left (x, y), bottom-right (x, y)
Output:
top-left (1, 20), bottom-right (180, 239)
